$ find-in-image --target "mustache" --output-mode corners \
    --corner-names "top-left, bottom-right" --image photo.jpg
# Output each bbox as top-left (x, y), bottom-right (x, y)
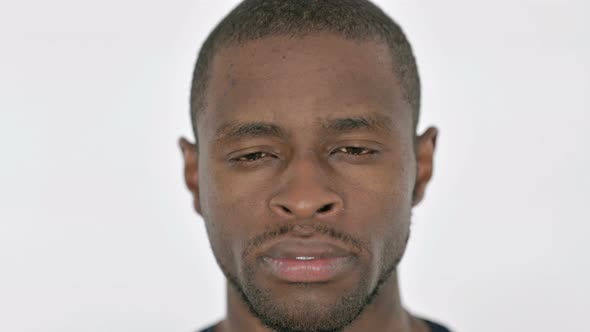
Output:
top-left (242, 223), bottom-right (366, 259)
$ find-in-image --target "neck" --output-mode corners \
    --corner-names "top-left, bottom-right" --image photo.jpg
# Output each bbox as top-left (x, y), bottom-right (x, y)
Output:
top-left (217, 271), bottom-right (426, 332)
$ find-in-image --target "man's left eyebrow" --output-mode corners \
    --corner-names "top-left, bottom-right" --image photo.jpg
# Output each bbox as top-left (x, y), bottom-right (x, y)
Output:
top-left (319, 114), bottom-right (393, 134)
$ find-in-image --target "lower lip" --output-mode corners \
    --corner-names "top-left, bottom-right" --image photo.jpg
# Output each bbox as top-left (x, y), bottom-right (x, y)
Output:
top-left (261, 256), bottom-right (355, 283)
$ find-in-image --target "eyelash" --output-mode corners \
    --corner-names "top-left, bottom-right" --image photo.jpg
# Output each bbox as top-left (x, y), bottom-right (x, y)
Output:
top-left (230, 147), bottom-right (378, 165)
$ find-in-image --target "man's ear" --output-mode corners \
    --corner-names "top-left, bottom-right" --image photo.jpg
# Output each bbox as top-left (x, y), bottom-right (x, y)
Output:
top-left (412, 127), bottom-right (438, 207)
top-left (178, 137), bottom-right (202, 215)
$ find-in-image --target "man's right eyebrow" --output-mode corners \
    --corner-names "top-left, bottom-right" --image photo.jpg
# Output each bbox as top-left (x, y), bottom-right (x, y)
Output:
top-left (212, 121), bottom-right (290, 144)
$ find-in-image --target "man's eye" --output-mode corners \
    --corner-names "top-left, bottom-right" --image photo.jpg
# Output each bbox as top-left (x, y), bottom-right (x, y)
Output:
top-left (231, 151), bottom-right (273, 164)
top-left (230, 147), bottom-right (377, 165)
top-left (333, 146), bottom-right (377, 157)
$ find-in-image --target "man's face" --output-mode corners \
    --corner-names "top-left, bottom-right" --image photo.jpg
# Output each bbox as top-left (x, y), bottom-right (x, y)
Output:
top-left (182, 32), bottom-right (435, 332)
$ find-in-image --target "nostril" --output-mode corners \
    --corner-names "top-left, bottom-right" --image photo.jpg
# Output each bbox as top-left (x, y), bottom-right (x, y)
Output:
top-left (282, 206), bottom-right (291, 213)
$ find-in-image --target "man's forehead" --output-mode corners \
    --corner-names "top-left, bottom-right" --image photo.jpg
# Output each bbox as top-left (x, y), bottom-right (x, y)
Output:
top-left (210, 33), bottom-right (393, 81)
top-left (199, 32), bottom-right (412, 146)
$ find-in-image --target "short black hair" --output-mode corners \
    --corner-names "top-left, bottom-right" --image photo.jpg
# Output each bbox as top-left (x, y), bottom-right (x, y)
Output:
top-left (190, 0), bottom-right (421, 147)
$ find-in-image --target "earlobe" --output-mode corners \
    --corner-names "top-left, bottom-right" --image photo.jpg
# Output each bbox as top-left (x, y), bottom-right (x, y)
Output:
top-left (412, 127), bottom-right (438, 207)
top-left (178, 137), bottom-right (202, 215)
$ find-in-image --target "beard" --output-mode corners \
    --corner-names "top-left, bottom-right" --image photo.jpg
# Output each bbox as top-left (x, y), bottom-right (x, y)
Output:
top-left (212, 223), bottom-right (410, 332)
top-left (227, 257), bottom-right (399, 332)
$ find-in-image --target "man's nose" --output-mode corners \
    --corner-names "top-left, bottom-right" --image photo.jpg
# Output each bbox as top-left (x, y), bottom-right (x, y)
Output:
top-left (268, 157), bottom-right (344, 220)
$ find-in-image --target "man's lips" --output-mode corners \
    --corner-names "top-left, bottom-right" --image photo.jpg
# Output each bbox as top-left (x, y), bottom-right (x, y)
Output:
top-left (257, 239), bottom-right (357, 283)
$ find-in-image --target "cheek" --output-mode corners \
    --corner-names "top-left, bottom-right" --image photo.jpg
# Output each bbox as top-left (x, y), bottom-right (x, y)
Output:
top-left (343, 138), bottom-right (416, 204)
top-left (362, 188), bottom-right (411, 250)
top-left (198, 166), bottom-right (243, 268)
top-left (357, 161), bottom-right (414, 264)
top-left (200, 166), bottom-right (267, 270)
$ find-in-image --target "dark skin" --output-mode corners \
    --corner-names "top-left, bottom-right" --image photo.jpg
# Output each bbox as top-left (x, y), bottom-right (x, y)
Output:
top-left (179, 32), bottom-right (438, 332)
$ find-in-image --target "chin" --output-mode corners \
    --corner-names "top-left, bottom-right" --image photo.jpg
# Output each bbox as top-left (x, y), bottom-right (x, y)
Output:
top-left (248, 292), bottom-right (365, 332)
top-left (235, 269), bottom-right (375, 332)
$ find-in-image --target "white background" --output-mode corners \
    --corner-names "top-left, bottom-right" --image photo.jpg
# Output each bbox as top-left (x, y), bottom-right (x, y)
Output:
top-left (1, 1), bottom-right (589, 331)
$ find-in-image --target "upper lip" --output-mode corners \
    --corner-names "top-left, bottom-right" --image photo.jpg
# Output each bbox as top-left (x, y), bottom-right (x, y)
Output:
top-left (259, 238), bottom-right (357, 260)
